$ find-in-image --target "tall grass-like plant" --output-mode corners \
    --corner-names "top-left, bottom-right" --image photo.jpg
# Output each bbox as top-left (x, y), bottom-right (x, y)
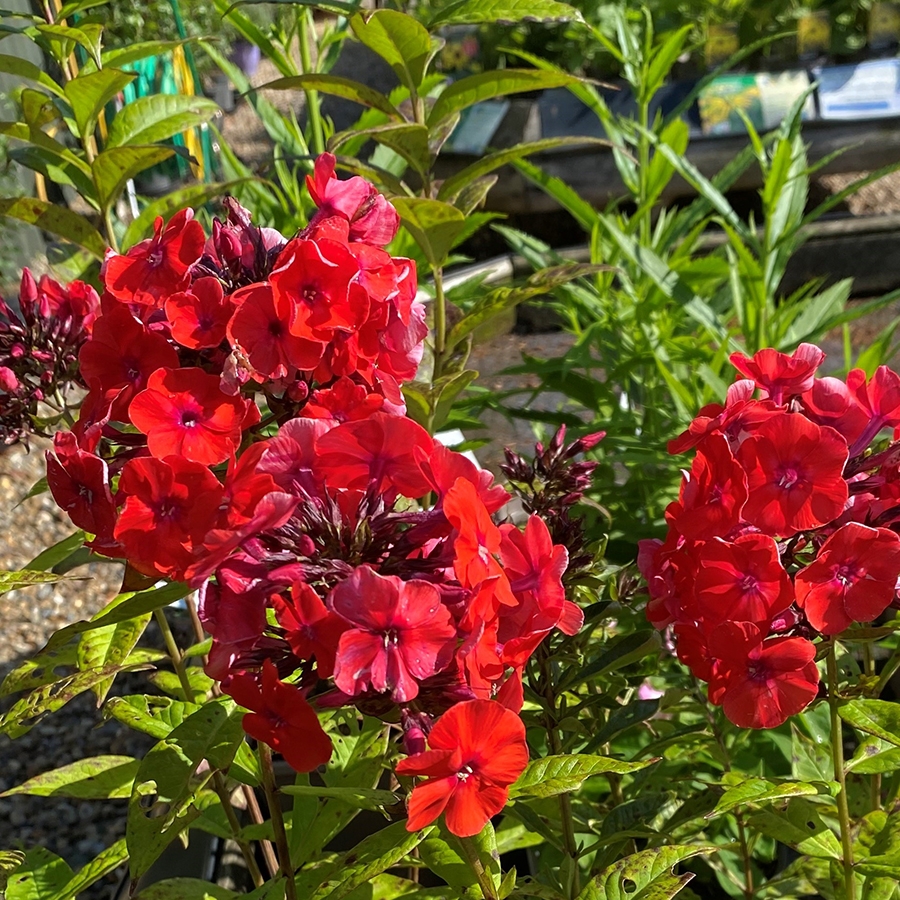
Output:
top-left (480, 8), bottom-right (900, 553)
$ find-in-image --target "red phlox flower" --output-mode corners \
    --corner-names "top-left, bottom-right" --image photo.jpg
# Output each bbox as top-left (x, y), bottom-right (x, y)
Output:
top-left (638, 534), bottom-right (700, 629)
top-left (396, 699), bottom-right (528, 837)
top-left (164, 276), bottom-right (233, 350)
top-left (706, 622), bottom-right (819, 729)
top-left (269, 238), bottom-right (365, 339)
top-left (221, 442), bottom-right (280, 525)
top-left (417, 442), bottom-right (510, 515)
top-left (114, 455), bottom-right (224, 579)
top-left (225, 660), bottom-right (332, 772)
top-left (736, 412), bottom-right (849, 537)
top-left (847, 366), bottom-right (900, 453)
top-left (673, 622), bottom-right (716, 682)
top-left (674, 433), bottom-right (748, 541)
top-left (259, 417), bottom-right (335, 495)
top-left (729, 343), bottom-right (825, 404)
top-left (693, 534), bottom-right (793, 626)
top-left (329, 566), bottom-right (457, 703)
top-left (227, 283), bottom-right (323, 380)
top-left (46, 431), bottom-right (117, 547)
top-left (303, 376), bottom-right (384, 422)
top-left (306, 152), bottom-right (399, 247)
top-left (377, 300), bottom-right (428, 383)
top-left (497, 517), bottom-right (580, 666)
top-left (273, 581), bottom-right (348, 678)
top-left (795, 522), bottom-right (900, 634)
top-left (201, 582), bottom-right (269, 680)
top-left (33, 274), bottom-right (100, 334)
top-left (102, 209), bottom-right (206, 306)
top-left (130, 366), bottom-right (257, 466)
top-left (79, 306), bottom-right (179, 421)
top-left (315, 412), bottom-right (434, 498)
top-left (800, 376), bottom-right (869, 448)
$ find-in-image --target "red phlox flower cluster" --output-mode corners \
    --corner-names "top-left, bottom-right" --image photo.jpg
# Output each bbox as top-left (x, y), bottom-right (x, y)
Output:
top-left (41, 156), bottom-right (599, 838)
top-left (639, 344), bottom-right (900, 729)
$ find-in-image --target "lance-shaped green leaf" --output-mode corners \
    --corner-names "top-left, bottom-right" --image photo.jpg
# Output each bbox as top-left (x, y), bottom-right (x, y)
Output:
top-left (0, 197), bottom-right (106, 258)
top-left (0, 643), bottom-right (79, 698)
top-left (4, 848), bottom-right (73, 900)
top-left (438, 137), bottom-right (609, 203)
top-left (63, 68), bottom-right (134, 140)
top-left (36, 22), bottom-right (103, 67)
top-left (391, 197), bottom-right (466, 267)
top-left (92, 145), bottom-right (177, 213)
top-left (0, 851), bottom-right (25, 894)
top-left (0, 756), bottom-right (140, 800)
top-left (429, 0), bottom-right (584, 27)
top-left (43, 840), bottom-right (129, 900)
top-left (746, 798), bottom-right (842, 859)
top-left (126, 700), bottom-right (245, 877)
top-left (44, 581), bottom-right (192, 651)
top-left (259, 74), bottom-right (403, 119)
top-left (331, 122), bottom-right (430, 176)
top-left (134, 879), bottom-right (239, 900)
top-left (350, 10), bottom-right (439, 93)
top-left (510, 754), bottom-right (655, 800)
top-left (9, 146), bottom-right (97, 202)
top-left (0, 54), bottom-right (64, 97)
top-left (24, 530), bottom-right (87, 572)
top-left (429, 69), bottom-right (581, 125)
top-left (310, 821), bottom-right (436, 900)
top-left (847, 737), bottom-right (900, 775)
top-left (102, 38), bottom-right (192, 69)
top-left (104, 695), bottom-right (201, 741)
top-left (77, 592), bottom-right (151, 704)
top-left (707, 778), bottom-right (821, 818)
top-left (840, 699), bottom-right (900, 746)
top-left (446, 263), bottom-right (607, 351)
top-left (281, 784), bottom-right (400, 811)
top-left (106, 95), bottom-right (219, 148)
top-left (577, 845), bottom-right (717, 900)
top-left (0, 568), bottom-right (72, 596)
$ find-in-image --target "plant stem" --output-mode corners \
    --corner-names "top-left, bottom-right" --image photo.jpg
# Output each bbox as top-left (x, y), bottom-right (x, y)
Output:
top-left (299, 9), bottom-right (325, 157)
top-left (873, 640), bottom-right (900, 697)
top-left (211, 774), bottom-right (266, 888)
top-left (153, 608), bottom-right (194, 702)
top-left (259, 742), bottom-right (298, 900)
top-left (426, 264), bottom-right (447, 435)
top-left (827, 644), bottom-right (856, 900)
top-left (457, 836), bottom-right (498, 900)
top-left (536, 646), bottom-right (580, 899)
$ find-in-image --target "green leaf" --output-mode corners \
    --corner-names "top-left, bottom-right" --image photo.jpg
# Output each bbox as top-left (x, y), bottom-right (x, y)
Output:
top-left (0, 755), bottom-right (139, 800)
top-left (104, 695), bottom-right (200, 741)
top-left (429, 69), bottom-right (580, 125)
top-left (0, 568), bottom-right (69, 596)
top-left (446, 262), bottom-right (606, 350)
top-left (122, 181), bottom-right (241, 248)
top-left (101, 38), bottom-right (193, 68)
top-left (511, 158), bottom-right (597, 231)
top-left (126, 700), bottom-right (245, 877)
top-left (24, 532), bottom-right (84, 575)
top-left (0, 53), bottom-right (64, 97)
top-left (438, 137), bottom-right (609, 203)
top-left (0, 662), bottom-right (147, 738)
top-left (0, 643), bottom-right (79, 698)
top-left (350, 10), bottom-right (438, 93)
top-left (839, 699), bottom-right (900, 746)
top-left (745, 798), bottom-right (843, 859)
top-left (63, 68), bottom-right (134, 140)
top-left (134, 879), bottom-right (239, 900)
top-left (707, 778), bottom-right (820, 818)
top-left (391, 197), bottom-right (466, 267)
top-left (106, 94), bottom-right (219, 148)
top-left (0, 197), bottom-right (106, 258)
top-left (92, 145), bottom-right (177, 212)
top-left (847, 738), bottom-right (900, 775)
top-left (35, 22), bottom-right (103, 67)
top-left (510, 754), bottom-right (655, 800)
top-left (311, 822), bottom-right (436, 900)
top-left (428, 0), bottom-right (583, 27)
top-left (418, 831), bottom-right (479, 890)
top-left (77, 591), bottom-right (150, 704)
top-left (259, 73), bottom-right (402, 119)
top-left (44, 581), bottom-right (192, 651)
top-left (281, 784), bottom-right (400, 810)
top-left (230, 0), bottom-right (361, 13)
top-left (0, 851), bottom-right (26, 893)
top-left (577, 845), bottom-right (716, 900)
top-left (4, 848), bottom-right (73, 900)
top-left (46, 840), bottom-right (129, 900)
top-left (560, 630), bottom-right (661, 691)
top-left (331, 122), bottom-right (430, 176)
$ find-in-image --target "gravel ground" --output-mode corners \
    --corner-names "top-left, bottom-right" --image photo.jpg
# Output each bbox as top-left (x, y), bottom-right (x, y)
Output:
top-left (820, 168), bottom-right (900, 217)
